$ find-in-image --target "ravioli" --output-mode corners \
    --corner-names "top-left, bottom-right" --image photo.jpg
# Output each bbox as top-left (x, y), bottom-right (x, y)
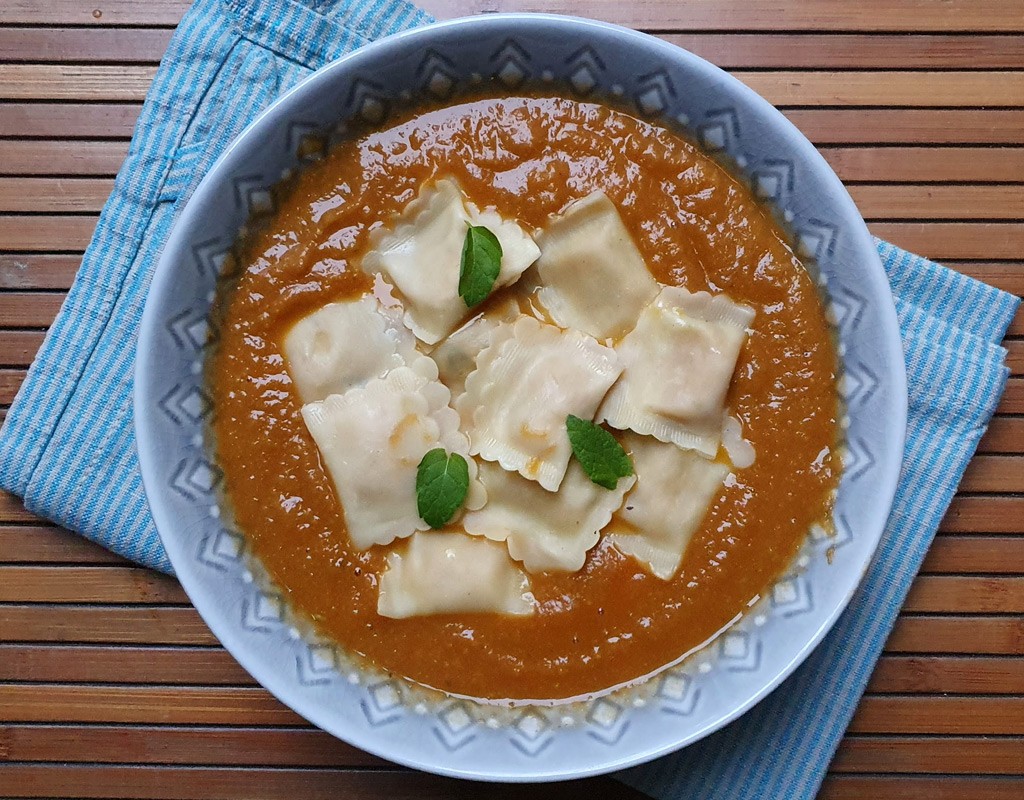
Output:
top-left (598, 287), bottom-right (755, 458)
top-left (282, 294), bottom-right (416, 403)
top-left (463, 460), bottom-right (635, 573)
top-left (535, 191), bottom-right (658, 339)
top-left (363, 178), bottom-right (540, 345)
top-left (429, 297), bottom-right (519, 402)
top-left (377, 531), bottom-right (535, 619)
top-left (605, 433), bottom-right (730, 580)
top-left (300, 362), bottom-right (484, 550)
top-left (457, 315), bottom-right (622, 491)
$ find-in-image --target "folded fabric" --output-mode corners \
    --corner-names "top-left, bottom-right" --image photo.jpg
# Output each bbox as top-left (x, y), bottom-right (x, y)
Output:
top-left (0, 2), bottom-right (1017, 798)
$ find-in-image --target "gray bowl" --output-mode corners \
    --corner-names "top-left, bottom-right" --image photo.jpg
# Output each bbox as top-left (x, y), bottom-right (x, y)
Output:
top-left (135, 13), bottom-right (907, 782)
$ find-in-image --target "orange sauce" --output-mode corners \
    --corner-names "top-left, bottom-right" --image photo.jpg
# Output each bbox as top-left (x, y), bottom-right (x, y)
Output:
top-left (210, 94), bottom-right (840, 701)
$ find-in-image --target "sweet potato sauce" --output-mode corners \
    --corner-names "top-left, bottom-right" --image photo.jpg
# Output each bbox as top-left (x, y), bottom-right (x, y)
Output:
top-left (210, 94), bottom-right (839, 701)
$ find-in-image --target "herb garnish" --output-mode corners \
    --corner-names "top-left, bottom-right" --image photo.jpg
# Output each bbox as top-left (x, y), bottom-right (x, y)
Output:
top-left (458, 225), bottom-right (503, 307)
top-left (416, 448), bottom-right (470, 528)
top-left (566, 415), bottom-right (634, 490)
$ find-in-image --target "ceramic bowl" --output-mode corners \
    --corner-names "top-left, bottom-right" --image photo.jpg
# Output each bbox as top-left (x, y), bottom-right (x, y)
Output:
top-left (135, 13), bottom-right (907, 782)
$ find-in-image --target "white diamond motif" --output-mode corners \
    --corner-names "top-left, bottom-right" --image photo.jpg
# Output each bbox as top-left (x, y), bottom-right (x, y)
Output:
top-left (371, 681), bottom-right (402, 712)
top-left (658, 671), bottom-right (690, 702)
top-left (516, 711), bottom-right (547, 740)
top-left (213, 530), bottom-right (241, 559)
top-left (442, 703), bottom-right (473, 733)
top-left (497, 60), bottom-right (526, 88)
top-left (427, 70), bottom-right (453, 98)
top-left (702, 124), bottom-right (726, 150)
top-left (637, 86), bottom-right (665, 114)
top-left (755, 173), bottom-right (780, 199)
top-left (570, 65), bottom-right (596, 94)
top-left (309, 645), bottom-right (335, 672)
top-left (587, 698), bottom-right (622, 729)
top-left (773, 579), bottom-right (799, 605)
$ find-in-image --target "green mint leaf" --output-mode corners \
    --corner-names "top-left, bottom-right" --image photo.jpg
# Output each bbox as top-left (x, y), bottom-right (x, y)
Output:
top-left (416, 448), bottom-right (470, 529)
top-left (458, 225), bottom-right (503, 308)
top-left (566, 415), bottom-right (634, 490)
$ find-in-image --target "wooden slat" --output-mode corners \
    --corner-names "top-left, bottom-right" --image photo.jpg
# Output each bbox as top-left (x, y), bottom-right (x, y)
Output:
top-left (0, 27), bottom-right (171, 62)
top-left (868, 223), bottom-right (1024, 260)
top-left (0, 217), bottom-right (98, 251)
top-left (0, 140), bottom-right (128, 177)
top-left (0, 0), bottom-right (189, 26)
top-left (786, 110), bottom-right (1024, 146)
top-left (948, 264), bottom-right (1024, 297)
top-left (922, 536), bottom-right (1024, 574)
top-left (0, 178), bottom-right (113, 213)
top-left (6, 180), bottom-right (1021, 219)
top-left (0, 102), bottom-right (142, 139)
top-left (0, 724), bottom-right (382, 768)
top-left (0, 605), bottom-right (218, 645)
top-left (821, 775), bottom-right (1024, 800)
top-left (0, 331), bottom-right (45, 365)
top-left (0, 293), bottom-right (66, 328)
top-left (0, 64), bottom-right (157, 101)
top-left (0, 526), bottom-right (125, 565)
top-left (664, 35), bottom-right (1024, 70)
top-left (0, 645), bottom-right (252, 685)
top-left (734, 71), bottom-right (1024, 108)
top-left (0, 566), bottom-right (188, 604)
top-left (980, 418), bottom-right (1024, 455)
top-left (959, 456), bottom-right (1024, 493)
top-left (885, 616), bottom-right (1024, 655)
top-left (996, 378), bottom-right (1023, 413)
top-left (0, 727), bottom-right (1003, 774)
top-left (940, 496), bottom-right (1024, 533)
top-left (848, 696), bottom-right (1024, 735)
top-left (0, 491), bottom-right (38, 523)
top-left (866, 656), bottom-right (1024, 695)
top-left (903, 576), bottom-right (1024, 614)
top-left (0, 765), bottom-right (631, 800)
top-left (821, 147), bottom-right (1024, 183)
top-left (0, 368), bottom-right (22, 403)
top-left (0, 255), bottom-right (82, 292)
top-left (1006, 341), bottom-right (1023, 375)
top-left (0, 684), bottom-right (303, 725)
top-left (849, 185), bottom-right (1024, 221)
top-left (6, 30), bottom-right (1024, 70)
top-left (832, 736), bottom-right (1024, 775)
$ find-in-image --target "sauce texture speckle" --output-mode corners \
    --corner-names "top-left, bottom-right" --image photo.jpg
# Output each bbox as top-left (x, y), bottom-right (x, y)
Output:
top-left (210, 94), bottom-right (839, 700)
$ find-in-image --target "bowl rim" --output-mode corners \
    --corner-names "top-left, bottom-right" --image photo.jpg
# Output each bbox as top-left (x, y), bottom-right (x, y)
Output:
top-left (136, 11), bottom-right (908, 782)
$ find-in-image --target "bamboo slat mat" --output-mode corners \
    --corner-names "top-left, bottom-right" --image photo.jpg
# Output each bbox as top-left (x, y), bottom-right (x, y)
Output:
top-left (0, 2), bottom-right (1021, 797)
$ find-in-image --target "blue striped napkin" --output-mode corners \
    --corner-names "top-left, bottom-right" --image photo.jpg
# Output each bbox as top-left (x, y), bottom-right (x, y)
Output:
top-left (0, 2), bottom-right (1017, 797)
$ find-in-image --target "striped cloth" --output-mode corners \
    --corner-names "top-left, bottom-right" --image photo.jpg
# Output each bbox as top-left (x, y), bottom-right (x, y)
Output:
top-left (0, 2), bottom-right (1017, 798)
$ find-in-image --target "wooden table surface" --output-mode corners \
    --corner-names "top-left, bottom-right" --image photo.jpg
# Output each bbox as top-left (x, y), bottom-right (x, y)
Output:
top-left (1, 2), bottom-right (1022, 798)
